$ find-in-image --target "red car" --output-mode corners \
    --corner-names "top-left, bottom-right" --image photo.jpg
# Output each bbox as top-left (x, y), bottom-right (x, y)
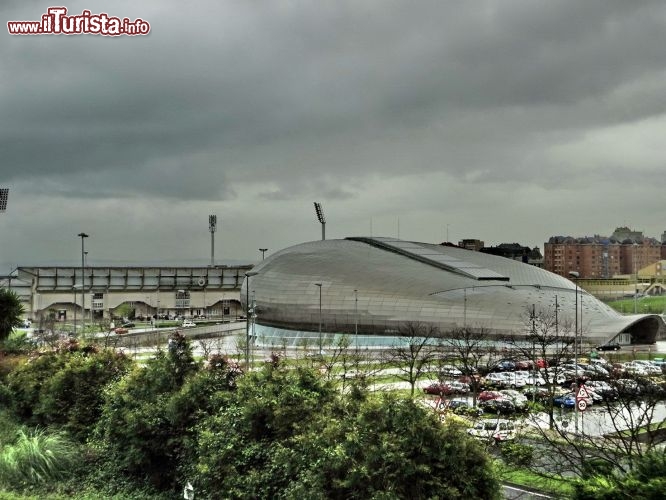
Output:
top-left (478, 390), bottom-right (504, 402)
top-left (424, 382), bottom-right (469, 396)
top-left (536, 358), bottom-right (549, 368)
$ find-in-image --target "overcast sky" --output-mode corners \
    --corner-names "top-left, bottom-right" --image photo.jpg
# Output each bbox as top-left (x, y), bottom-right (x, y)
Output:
top-left (2, 0), bottom-right (666, 270)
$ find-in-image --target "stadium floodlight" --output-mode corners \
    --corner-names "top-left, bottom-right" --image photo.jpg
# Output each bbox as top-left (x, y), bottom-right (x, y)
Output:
top-left (244, 271), bottom-right (258, 371)
top-left (209, 215), bottom-right (217, 266)
top-left (0, 188), bottom-right (8, 212)
top-left (78, 233), bottom-right (89, 334)
top-left (313, 202), bottom-right (326, 240)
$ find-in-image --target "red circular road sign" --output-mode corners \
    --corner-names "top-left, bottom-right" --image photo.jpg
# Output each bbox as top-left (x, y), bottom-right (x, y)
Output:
top-left (577, 399), bottom-right (587, 412)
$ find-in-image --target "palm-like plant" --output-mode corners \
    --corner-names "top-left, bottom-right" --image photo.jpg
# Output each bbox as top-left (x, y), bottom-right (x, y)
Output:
top-left (0, 429), bottom-right (80, 486)
top-left (0, 288), bottom-right (24, 341)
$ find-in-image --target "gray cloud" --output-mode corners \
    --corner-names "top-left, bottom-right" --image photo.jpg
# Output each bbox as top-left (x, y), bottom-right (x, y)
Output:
top-left (2, 0), bottom-right (666, 269)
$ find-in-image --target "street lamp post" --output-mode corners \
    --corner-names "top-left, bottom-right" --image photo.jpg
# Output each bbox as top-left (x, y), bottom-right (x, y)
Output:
top-left (85, 251), bottom-right (92, 324)
top-left (259, 248), bottom-right (268, 260)
top-left (244, 271), bottom-right (258, 371)
top-left (73, 280), bottom-right (77, 334)
top-left (315, 283), bottom-right (323, 354)
top-left (354, 289), bottom-right (358, 352)
top-left (77, 233), bottom-right (88, 334)
top-left (569, 271), bottom-right (580, 437)
top-left (633, 242), bottom-right (639, 314)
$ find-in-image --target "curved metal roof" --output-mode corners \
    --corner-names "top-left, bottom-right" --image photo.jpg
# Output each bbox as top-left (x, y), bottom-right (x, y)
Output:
top-left (243, 238), bottom-right (663, 345)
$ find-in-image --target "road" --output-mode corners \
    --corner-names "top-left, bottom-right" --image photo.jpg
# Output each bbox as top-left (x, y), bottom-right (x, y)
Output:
top-left (502, 484), bottom-right (553, 499)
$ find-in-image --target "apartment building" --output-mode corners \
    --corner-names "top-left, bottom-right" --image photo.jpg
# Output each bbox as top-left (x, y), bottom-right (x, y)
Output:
top-left (544, 228), bottom-right (663, 279)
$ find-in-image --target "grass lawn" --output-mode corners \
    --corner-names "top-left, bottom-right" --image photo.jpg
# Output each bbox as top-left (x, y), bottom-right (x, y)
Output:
top-left (497, 463), bottom-right (575, 497)
top-left (605, 295), bottom-right (666, 314)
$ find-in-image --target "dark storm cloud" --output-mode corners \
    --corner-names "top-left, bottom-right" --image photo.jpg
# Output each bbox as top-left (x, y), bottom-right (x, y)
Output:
top-left (2, 0), bottom-right (666, 267)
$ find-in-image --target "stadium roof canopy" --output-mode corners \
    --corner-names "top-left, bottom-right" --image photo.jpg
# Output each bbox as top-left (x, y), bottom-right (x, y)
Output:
top-left (242, 238), bottom-right (664, 348)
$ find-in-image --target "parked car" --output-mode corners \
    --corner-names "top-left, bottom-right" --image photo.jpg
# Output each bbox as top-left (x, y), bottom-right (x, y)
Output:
top-left (480, 398), bottom-right (517, 415)
top-left (522, 386), bottom-right (551, 402)
top-left (114, 327), bottom-right (129, 335)
top-left (499, 389), bottom-right (528, 409)
top-left (629, 360), bottom-right (662, 376)
top-left (553, 393), bottom-right (576, 409)
top-left (494, 360), bottom-right (516, 372)
top-left (484, 372), bottom-right (510, 387)
top-left (439, 365), bottom-right (463, 377)
top-left (580, 363), bottom-right (610, 378)
top-left (182, 320), bottom-right (196, 328)
top-left (500, 373), bottom-right (527, 389)
top-left (468, 419), bottom-right (517, 442)
top-left (446, 399), bottom-right (484, 416)
top-left (536, 358), bottom-right (549, 368)
top-left (585, 380), bottom-right (619, 401)
top-left (615, 378), bottom-right (641, 397)
top-left (523, 373), bottom-right (547, 386)
top-left (515, 360), bottom-right (534, 370)
top-left (423, 381), bottom-right (470, 396)
top-left (478, 390), bottom-right (504, 402)
top-left (121, 322), bottom-right (136, 328)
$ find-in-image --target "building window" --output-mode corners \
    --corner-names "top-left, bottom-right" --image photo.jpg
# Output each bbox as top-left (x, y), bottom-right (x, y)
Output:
top-left (176, 290), bottom-right (190, 309)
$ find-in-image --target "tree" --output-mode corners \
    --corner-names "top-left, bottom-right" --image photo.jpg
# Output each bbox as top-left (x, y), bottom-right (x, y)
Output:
top-left (317, 394), bottom-right (501, 500)
top-left (387, 322), bottom-right (440, 396)
top-left (504, 304), bottom-right (575, 429)
top-left (0, 288), bottom-right (25, 341)
top-left (94, 332), bottom-right (204, 490)
top-left (508, 306), bottom-right (666, 480)
top-left (192, 364), bottom-right (501, 499)
top-left (4, 341), bottom-right (132, 441)
top-left (573, 451), bottom-right (666, 499)
top-left (442, 327), bottom-right (501, 405)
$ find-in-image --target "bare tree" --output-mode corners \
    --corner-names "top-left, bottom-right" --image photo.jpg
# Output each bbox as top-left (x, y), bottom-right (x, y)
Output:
top-left (441, 326), bottom-right (501, 406)
top-left (501, 304), bottom-right (575, 430)
top-left (504, 307), bottom-right (666, 479)
top-left (386, 322), bottom-right (440, 396)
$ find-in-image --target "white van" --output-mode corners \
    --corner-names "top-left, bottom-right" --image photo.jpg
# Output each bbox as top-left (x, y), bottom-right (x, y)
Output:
top-left (467, 419), bottom-right (516, 442)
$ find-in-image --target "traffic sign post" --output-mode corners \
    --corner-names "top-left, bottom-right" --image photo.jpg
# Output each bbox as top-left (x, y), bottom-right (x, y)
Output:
top-left (576, 385), bottom-right (589, 399)
top-left (576, 385), bottom-right (589, 412)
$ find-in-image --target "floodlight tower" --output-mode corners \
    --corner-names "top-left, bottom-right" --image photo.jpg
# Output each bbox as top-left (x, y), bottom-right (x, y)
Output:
top-left (77, 233), bottom-right (89, 333)
top-left (0, 188), bottom-right (8, 212)
top-left (209, 215), bottom-right (217, 267)
top-left (314, 202), bottom-right (326, 240)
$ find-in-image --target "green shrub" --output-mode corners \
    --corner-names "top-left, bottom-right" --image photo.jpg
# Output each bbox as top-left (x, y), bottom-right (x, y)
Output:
top-left (1, 331), bottom-right (34, 355)
top-left (500, 442), bottom-right (534, 467)
top-left (4, 346), bottom-right (132, 441)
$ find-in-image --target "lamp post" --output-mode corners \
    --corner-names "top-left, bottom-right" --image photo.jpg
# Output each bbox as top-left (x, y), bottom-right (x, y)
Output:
top-left (354, 289), bottom-right (359, 352)
top-left (73, 281), bottom-right (77, 334)
top-left (633, 242), bottom-right (638, 314)
top-left (569, 271), bottom-right (580, 437)
top-left (85, 251), bottom-right (92, 324)
top-left (244, 271), bottom-right (258, 371)
top-left (209, 215), bottom-right (217, 267)
top-left (259, 248), bottom-right (268, 260)
top-left (315, 283), bottom-right (323, 354)
top-left (77, 233), bottom-right (88, 333)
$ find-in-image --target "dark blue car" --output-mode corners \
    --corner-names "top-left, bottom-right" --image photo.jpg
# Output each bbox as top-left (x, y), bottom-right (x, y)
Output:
top-left (494, 360), bottom-right (516, 372)
top-left (553, 393), bottom-right (576, 409)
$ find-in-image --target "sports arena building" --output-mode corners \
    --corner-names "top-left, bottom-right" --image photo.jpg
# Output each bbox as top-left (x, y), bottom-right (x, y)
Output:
top-left (5, 265), bottom-right (252, 326)
top-left (242, 237), bottom-right (665, 349)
